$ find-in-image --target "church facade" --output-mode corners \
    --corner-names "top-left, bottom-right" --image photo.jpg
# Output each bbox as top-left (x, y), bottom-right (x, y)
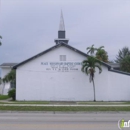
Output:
top-left (13, 42), bottom-right (130, 101)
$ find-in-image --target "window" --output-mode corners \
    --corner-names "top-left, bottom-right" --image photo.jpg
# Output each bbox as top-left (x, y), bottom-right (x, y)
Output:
top-left (60, 55), bottom-right (66, 61)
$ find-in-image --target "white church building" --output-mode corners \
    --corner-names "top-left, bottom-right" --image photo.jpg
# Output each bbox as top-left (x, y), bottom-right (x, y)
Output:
top-left (1, 12), bottom-right (130, 101)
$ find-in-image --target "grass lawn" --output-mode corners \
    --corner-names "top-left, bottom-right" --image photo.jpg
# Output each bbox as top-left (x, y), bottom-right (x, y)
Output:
top-left (0, 106), bottom-right (130, 111)
top-left (0, 100), bottom-right (130, 111)
top-left (0, 95), bottom-right (9, 100)
top-left (77, 101), bottom-right (130, 105)
top-left (0, 101), bottom-right (50, 104)
top-left (0, 100), bottom-right (130, 105)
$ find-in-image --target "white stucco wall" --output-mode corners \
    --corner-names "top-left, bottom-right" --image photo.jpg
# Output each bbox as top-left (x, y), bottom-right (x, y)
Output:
top-left (16, 45), bottom-right (130, 101)
top-left (107, 71), bottom-right (130, 101)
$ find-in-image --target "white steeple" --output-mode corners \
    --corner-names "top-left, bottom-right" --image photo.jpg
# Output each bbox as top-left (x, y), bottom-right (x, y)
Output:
top-left (59, 10), bottom-right (65, 31)
top-left (54, 10), bottom-right (69, 44)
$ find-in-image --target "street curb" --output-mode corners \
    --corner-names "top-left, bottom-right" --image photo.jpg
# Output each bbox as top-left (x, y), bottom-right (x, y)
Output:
top-left (0, 111), bottom-right (130, 114)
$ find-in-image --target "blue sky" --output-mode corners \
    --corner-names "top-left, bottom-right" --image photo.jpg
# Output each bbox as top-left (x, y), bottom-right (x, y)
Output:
top-left (0, 0), bottom-right (130, 64)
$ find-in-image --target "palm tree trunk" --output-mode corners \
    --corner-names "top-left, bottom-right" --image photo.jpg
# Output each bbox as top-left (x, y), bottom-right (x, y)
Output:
top-left (92, 79), bottom-right (96, 102)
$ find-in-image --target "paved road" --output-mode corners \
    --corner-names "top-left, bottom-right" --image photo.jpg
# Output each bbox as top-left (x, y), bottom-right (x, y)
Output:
top-left (0, 112), bottom-right (129, 130)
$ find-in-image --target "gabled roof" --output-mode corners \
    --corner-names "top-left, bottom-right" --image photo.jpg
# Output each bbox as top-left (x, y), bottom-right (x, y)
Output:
top-left (13, 43), bottom-right (111, 69)
top-left (0, 63), bottom-right (18, 68)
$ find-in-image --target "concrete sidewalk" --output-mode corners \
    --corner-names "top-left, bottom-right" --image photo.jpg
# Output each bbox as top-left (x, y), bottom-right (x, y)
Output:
top-left (0, 99), bottom-right (130, 107)
top-left (0, 104), bottom-right (130, 107)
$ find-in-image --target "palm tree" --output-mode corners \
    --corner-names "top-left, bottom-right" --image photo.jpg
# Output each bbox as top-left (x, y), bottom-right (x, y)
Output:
top-left (87, 45), bottom-right (104, 56)
top-left (2, 70), bottom-right (16, 87)
top-left (2, 70), bottom-right (16, 100)
top-left (0, 35), bottom-right (2, 45)
top-left (2, 70), bottom-right (16, 95)
top-left (81, 56), bottom-right (102, 101)
top-left (86, 44), bottom-right (97, 56)
top-left (96, 49), bottom-right (108, 62)
top-left (97, 46), bottom-right (104, 51)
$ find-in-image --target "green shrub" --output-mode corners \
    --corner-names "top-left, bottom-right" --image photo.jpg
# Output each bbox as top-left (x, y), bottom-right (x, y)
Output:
top-left (8, 89), bottom-right (16, 100)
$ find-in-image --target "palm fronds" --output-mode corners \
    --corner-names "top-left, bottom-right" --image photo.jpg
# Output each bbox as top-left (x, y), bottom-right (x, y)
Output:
top-left (81, 56), bottom-right (102, 101)
top-left (2, 70), bottom-right (16, 83)
top-left (86, 44), bottom-right (97, 55)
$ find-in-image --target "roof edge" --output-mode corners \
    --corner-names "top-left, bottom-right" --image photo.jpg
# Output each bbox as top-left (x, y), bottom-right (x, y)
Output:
top-left (0, 63), bottom-right (18, 68)
top-left (13, 43), bottom-right (111, 69)
top-left (109, 69), bottom-right (130, 76)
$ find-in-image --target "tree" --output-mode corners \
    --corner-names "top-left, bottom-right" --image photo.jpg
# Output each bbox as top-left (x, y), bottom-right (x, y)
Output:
top-left (97, 46), bottom-right (104, 51)
top-left (86, 44), bottom-right (97, 56)
top-left (2, 70), bottom-right (16, 96)
top-left (120, 55), bottom-right (130, 73)
top-left (115, 47), bottom-right (130, 63)
top-left (2, 70), bottom-right (16, 88)
top-left (8, 89), bottom-right (16, 100)
top-left (96, 49), bottom-right (108, 62)
top-left (87, 45), bottom-right (108, 62)
top-left (81, 56), bottom-right (102, 101)
top-left (115, 47), bottom-right (130, 73)
top-left (0, 35), bottom-right (2, 45)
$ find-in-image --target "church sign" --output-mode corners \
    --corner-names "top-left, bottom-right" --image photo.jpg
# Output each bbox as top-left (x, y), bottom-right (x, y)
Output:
top-left (41, 62), bottom-right (82, 72)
